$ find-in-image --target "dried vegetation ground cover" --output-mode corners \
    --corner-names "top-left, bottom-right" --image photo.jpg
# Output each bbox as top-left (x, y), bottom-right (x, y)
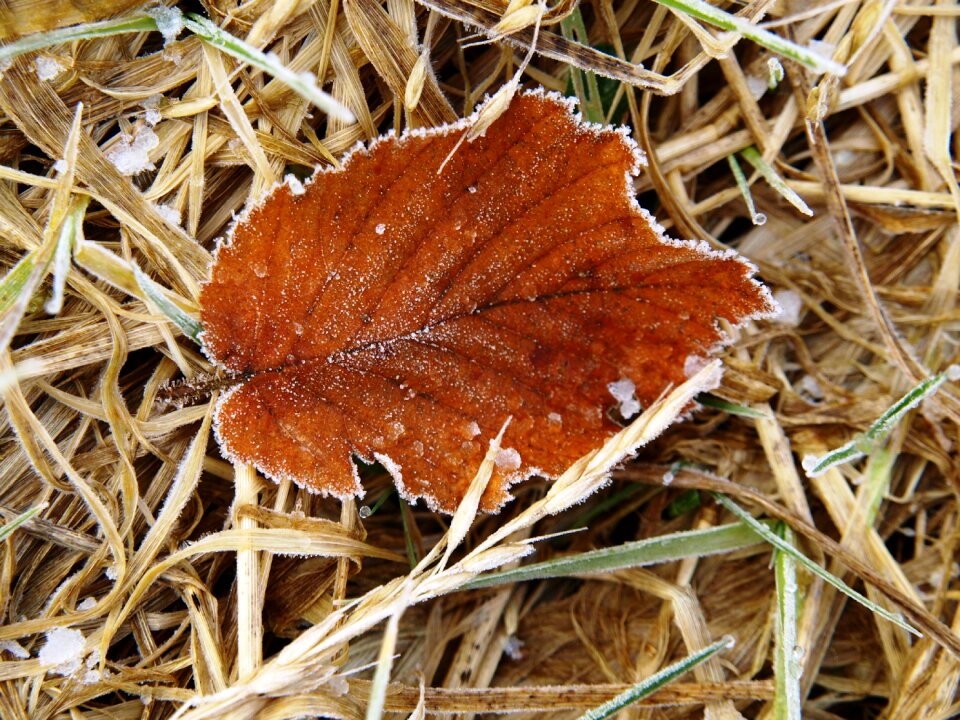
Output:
top-left (0, 0), bottom-right (958, 718)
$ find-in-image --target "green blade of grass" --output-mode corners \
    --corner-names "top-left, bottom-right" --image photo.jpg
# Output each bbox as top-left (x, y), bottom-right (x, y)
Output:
top-left (774, 524), bottom-right (801, 720)
top-left (697, 392), bottom-right (768, 417)
top-left (133, 266), bottom-right (203, 342)
top-left (802, 366), bottom-right (959, 477)
top-left (0, 503), bottom-right (48, 542)
top-left (654, 0), bottom-right (847, 75)
top-left (741, 145), bottom-right (813, 216)
top-left (726, 154), bottom-right (766, 226)
top-left (463, 521), bottom-right (768, 590)
top-left (713, 493), bottom-right (918, 635)
top-left (182, 14), bottom-right (355, 123)
top-left (0, 15), bottom-right (160, 64)
top-left (577, 635), bottom-right (735, 719)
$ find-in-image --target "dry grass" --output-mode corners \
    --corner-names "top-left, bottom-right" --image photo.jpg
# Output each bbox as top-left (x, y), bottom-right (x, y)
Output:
top-left (1, 0), bottom-right (959, 718)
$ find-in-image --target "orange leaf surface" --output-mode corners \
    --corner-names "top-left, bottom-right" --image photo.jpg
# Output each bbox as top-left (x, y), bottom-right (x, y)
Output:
top-left (199, 90), bottom-right (775, 513)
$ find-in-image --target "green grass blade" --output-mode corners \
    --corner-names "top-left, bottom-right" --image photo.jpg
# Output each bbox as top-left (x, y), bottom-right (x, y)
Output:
top-left (183, 14), bottom-right (355, 123)
top-left (741, 145), bottom-right (812, 216)
top-left (0, 15), bottom-right (159, 64)
top-left (654, 0), bottom-right (847, 75)
top-left (464, 521), bottom-right (767, 590)
top-left (577, 635), bottom-right (735, 719)
top-left (697, 392), bottom-right (768, 417)
top-left (714, 494), bottom-right (918, 635)
top-left (726, 154), bottom-right (766, 226)
top-left (133, 266), bottom-right (203, 342)
top-left (774, 524), bottom-right (801, 720)
top-left (803, 366), bottom-right (958, 477)
top-left (0, 503), bottom-right (48, 542)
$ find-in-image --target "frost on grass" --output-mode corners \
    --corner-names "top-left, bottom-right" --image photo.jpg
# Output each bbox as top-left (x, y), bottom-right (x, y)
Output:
top-left (607, 377), bottom-right (640, 418)
top-left (0, 639), bottom-right (29, 659)
top-left (142, 95), bottom-right (163, 126)
top-left (107, 128), bottom-right (159, 176)
top-left (34, 56), bottom-right (64, 81)
top-left (39, 627), bottom-right (85, 676)
top-left (154, 203), bottom-right (181, 228)
top-left (147, 5), bottom-right (184, 44)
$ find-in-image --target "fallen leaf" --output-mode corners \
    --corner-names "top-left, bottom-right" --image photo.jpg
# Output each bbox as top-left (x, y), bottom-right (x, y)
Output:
top-left (200, 90), bottom-right (775, 514)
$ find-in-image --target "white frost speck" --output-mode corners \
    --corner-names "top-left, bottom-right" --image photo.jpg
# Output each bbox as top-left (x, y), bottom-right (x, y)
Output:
top-left (607, 377), bottom-right (640, 418)
top-left (662, 470), bottom-right (675, 486)
top-left (286, 173), bottom-right (305, 195)
top-left (147, 6), bottom-right (184, 44)
top-left (39, 627), bottom-right (85, 676)
top-left (105, 565), bottom-right (118, 580)
top-left (0, 640), bottom-right (29, 659)
top-left (77, 597), bottom-right (96, 611)
top-left (142, 94), bottom-right (162, 126)
top-left (154, 203), bottom-right (181, 228)
top-left (494, 446), bottom-right (521, 471)
top-left (745, 73), bottom-right (767, 99)
top-left (504, 636), bottom-right (524, 660)
top-left (53, 159), bottom-right (67, 174)
top-left (375, 223), bottom-right (386, 235)
top-left (547, 412), bottom-right (562, 426)
top-left (107, 128), bottom-right (159, 176)
top-left (946, 364), bottom-right (960, 382)
top-left (467, 421), bottom-right (481, 437)
top-left (34, 56), bottom-right (64, 81)
top-left (773, 289), bottom-right (803, 327)
top-left (797, 374), bottom-right (824, 402)
top-left (467, 185), bottom-right (477, 193)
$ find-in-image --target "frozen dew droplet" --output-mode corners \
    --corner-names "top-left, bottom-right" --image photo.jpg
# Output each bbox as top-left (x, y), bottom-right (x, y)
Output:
top-left (253, 263), bottom-right (268, 279)
top-left (375, 223), bottom-right (386, 235)
top-left (467, 421), bottom-right (481, 438)
top-left (946, 364), bottom-right (960, 382)
top-left (468, 185), bottom-right (477, 194)
top-left (359, 505), bottom-right (372, 518)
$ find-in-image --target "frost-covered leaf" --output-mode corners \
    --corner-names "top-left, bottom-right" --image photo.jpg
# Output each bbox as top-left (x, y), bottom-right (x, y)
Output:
top-left (200, 91), bottom-right (774, 514)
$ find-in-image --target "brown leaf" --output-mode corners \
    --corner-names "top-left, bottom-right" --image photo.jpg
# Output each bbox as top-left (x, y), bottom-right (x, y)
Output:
top-left (200, 90), bottom-right (774, 514)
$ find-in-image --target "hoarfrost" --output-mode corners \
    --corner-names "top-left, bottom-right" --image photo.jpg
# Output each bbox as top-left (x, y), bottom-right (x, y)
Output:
top-left (773, 289), bottom-right (803, 327)
top-left (494, 446), bottom-right (521, 471)
top-left (467, 421), bottom-right (481, 437)
top-left (142, 94), bottom-right (162, 126)
top-left (286, 173), bottom-right (305, 195)
top-left (34, 56), bottom-right (64, 81)
top-left (375, 223), bottom-right (386, 235)
top-left (154, 203), bottom-right (181, 228)
top-left (797, 374), bottom-right (823, 402)
top-left (0, 639), bottom-right (29, 659)
top-left (39, 627), bottom-right (85, 676)
top-left (53, 159), bottom-right (67, 174)
top-left (77, 597), bottom-right (96, 611)
top-left (607, 377), bottom-right (640, 418)
top-left (547, 412), bottom-right (562, 426)
top-left (107, 128), bottom-right (159, 176)
top-left (147, 6), bottom-right (184, 44)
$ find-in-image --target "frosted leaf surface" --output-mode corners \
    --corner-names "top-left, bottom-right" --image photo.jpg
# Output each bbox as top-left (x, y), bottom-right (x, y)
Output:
top-left (200, 91), bottom-right (775, 514)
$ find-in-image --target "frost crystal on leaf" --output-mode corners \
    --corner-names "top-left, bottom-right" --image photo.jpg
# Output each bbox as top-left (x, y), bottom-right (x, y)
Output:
top-left (607, 378), bottom-right (640, 419)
